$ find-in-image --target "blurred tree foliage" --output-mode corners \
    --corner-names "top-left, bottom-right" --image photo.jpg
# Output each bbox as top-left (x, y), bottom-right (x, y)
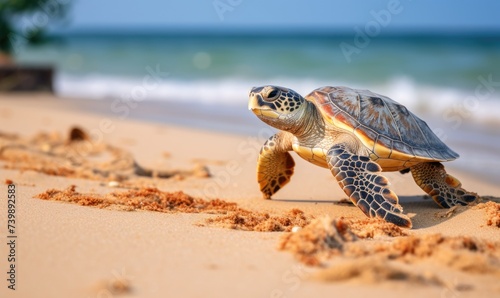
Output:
top-left (0, 0), bottom-right (70, 55)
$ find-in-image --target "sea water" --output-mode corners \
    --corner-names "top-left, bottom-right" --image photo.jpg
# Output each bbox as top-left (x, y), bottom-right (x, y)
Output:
top-left (14, 32), bottom-right (500, 182)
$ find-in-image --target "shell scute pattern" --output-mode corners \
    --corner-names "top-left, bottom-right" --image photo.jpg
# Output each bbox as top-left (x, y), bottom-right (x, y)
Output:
top-left (310, 90), bottom-right (332, 106)
top-left (392, 141), bottom-right (415, 156)
top-left (374, 135), bottom-right (392, 158)
top-left (412, 147), bottom-right (431, 158)
top-left (327, 88), bottom-right (360, 119)
top-left (307, 86), bottom-right (458, 162)
top-left (358, 92), bottom-right (401, 138)
top-left (385, 103), bottom-right (428, 148)
top-left (353, 127), bottom-right (377, 151)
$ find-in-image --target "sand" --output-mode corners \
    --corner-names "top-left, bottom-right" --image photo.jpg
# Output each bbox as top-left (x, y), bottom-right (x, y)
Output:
top-left (0, 93), bottom-right (499, 298)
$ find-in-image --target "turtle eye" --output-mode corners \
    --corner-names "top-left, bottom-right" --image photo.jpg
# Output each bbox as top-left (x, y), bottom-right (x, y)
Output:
top-left (267, 89), bottom-right (279, 100)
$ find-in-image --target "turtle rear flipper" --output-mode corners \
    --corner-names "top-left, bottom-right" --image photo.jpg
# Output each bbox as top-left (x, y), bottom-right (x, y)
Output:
top-left (257, 132), bottom-right (295, 199)
top-left (327, 143), bottom-right (412, 228)
top-left (410, 162), bottom-right (478, 208)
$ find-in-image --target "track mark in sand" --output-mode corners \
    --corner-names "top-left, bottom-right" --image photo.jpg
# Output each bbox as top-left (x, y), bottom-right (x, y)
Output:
top-left (434, 205), bottom-right (465, 218)
top-left (34, 186), bottom-right (313, 232)
top-left (0, 127), bottom-right (210, 182)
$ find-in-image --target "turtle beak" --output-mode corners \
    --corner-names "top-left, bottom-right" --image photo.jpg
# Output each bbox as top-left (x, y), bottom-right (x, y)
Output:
top-left (248, 88), bottom-right (280, 119)
top-left (248, 92), bottom-right (261, 111)
top-left (248, 93), bottom-right (280, 119)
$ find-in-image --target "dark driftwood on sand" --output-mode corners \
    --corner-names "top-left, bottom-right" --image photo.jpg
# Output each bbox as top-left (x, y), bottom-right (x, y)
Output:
top-left (0, 65), bottom-right (53, 92)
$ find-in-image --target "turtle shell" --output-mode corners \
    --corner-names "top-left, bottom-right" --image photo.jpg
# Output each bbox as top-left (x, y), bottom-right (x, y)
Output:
top-left (306, 86), bottom-right (458, 171)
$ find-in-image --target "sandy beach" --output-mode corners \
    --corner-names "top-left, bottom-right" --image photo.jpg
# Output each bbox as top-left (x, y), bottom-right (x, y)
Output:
top-left (0, 93), bottom-right (499, 298)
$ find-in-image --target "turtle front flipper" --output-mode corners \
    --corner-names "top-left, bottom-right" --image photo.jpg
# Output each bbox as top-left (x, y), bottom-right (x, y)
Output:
top-left (257, 131), bottom-right (295, 199)
top-left (327, 143), bottom-right (412, 228)
top-left (410, 162), bottom-right (478, 208)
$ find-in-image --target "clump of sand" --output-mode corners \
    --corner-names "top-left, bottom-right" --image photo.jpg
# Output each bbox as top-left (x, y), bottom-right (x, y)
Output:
top-left (474, 201), bottom-right (500, 227)
top-left (279, 216), bottom-right (500, 277)
top-left (204, 208), bottom-right (311, 232)
top-left (35, 186), bottom-right (313, 232)
top-left (278, 217), bottom-right (407, 266)
top-left (0, 127), bottom-right (209, 182)
top-left (35, 185), bottom-right (238, 213)
top-left (343, 217), bottom-right (408, 238)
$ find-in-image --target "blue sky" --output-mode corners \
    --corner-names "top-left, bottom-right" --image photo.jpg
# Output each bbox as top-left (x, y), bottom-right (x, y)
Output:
top-left (62, 0), bottom-right (500, 32)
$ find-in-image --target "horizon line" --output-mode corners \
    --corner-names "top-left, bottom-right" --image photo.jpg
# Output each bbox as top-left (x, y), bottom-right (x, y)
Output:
top-left (47, 25), bottom-right (500, 37)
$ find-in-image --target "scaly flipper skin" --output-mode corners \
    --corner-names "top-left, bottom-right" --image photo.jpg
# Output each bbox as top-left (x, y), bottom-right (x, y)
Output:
top-left (410, 162), bottom-right (478, 208)
top-left (257, 131), bottom-right (295, 199)
top-left (327, 143), bottom-right (412, 228)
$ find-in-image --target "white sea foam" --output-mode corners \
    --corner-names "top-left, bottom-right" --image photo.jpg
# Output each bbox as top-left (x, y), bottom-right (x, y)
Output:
top-left (55, 73), bottom-right (500, 125)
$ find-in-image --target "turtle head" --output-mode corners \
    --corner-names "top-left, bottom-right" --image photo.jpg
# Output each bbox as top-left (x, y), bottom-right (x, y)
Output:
top-left (248, 85), bottom-right (307, 131)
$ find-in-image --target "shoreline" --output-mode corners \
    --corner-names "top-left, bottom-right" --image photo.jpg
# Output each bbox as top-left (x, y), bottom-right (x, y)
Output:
top-left (6, 92), bottom-right (499, 183)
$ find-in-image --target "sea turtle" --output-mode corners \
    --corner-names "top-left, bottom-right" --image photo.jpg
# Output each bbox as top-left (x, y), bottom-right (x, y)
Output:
top-left (248, 85), bottom-right (478, 228)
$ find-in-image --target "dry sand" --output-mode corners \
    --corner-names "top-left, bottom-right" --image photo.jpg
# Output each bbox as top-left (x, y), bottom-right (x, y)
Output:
top-left (0, 93), bottom-right (499, 298)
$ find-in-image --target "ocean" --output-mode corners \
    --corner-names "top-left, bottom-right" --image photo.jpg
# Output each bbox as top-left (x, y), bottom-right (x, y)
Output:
top-left (14, 31), bottom-right (500, 182)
